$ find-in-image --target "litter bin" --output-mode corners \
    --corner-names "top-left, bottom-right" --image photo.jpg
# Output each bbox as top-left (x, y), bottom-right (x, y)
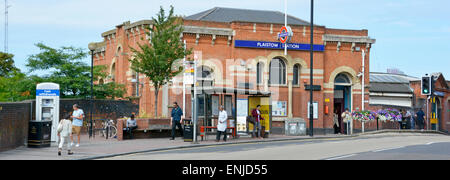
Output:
top-left (183, 120), bottom-right (193, 142)
top-left (28, 121), bottom-right (52, 148)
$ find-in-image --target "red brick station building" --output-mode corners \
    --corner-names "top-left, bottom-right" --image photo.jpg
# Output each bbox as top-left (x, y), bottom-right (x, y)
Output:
top-left (89, 7), bottom-right (377, 134)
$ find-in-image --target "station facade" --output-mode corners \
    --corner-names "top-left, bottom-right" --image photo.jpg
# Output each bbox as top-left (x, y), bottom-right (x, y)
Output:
top-left (89, 7), bottom-right (376, 134)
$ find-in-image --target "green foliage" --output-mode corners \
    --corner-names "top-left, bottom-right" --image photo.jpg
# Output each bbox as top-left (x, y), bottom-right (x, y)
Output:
top-left (26, 43), bottom-right (126, 99)
top-left (129, 6), bottom-right (192, 116)
top-left (0, 52), bottom-right (19, 77)
top-left (0, 71), bottom-right (43, 102)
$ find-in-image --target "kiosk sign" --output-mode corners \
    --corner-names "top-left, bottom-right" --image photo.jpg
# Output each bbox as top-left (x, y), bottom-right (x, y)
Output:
top-left (278, 26), bottom-right (293, 44)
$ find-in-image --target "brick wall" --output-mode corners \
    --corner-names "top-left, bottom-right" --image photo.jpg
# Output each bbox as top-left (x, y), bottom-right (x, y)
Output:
top-left (0, 99), bottom-right (138, 152)
top-left (0, 102), bottom-right (32, 152)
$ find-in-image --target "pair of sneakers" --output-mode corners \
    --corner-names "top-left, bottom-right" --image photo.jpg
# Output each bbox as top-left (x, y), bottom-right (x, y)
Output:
top-left (70, 142), bottom-right (80, 147)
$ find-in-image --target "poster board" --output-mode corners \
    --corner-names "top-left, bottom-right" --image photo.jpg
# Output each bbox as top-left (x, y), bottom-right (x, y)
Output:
top-left (237, 99), bottom-right (248, 132)
top-left (272, 101), bottom-right (287, 116)
top-left (211, 95), bottom-right (219, 116)
top-left (307, 102), bottom-right (319, 119)
top-left (225, 95), bottom-right (233, 117)
top-left (248, 96), bottom-right (271, 132)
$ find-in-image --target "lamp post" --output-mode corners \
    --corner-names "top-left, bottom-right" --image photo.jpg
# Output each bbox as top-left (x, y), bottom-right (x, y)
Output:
top-left (88, 43), bottom-right (97, 139)
top-left (309, 0), bottom-right (314, 137)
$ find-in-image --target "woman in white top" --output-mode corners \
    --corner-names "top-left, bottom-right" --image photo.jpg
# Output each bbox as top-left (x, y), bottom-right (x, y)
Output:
top-left (216, 105), bottom-right (228, 142)
top-left (57, 114), bottom-right (73, 156)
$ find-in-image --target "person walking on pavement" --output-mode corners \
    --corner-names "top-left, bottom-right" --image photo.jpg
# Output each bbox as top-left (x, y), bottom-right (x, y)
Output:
top-left (57, 114), bottom-right (73, 156)
top-left (70, 104), bottom-right (84, 148)
top-left (341, 108), bottom-right (352, 135)
top-left (170, 102), bottom-right (183, 140)
top-left (251, 105), bottom-right (264, 139)
top-left (216, 105), bottom-right (228, 142)
top-left (415, 108), bottom-right (426, 130)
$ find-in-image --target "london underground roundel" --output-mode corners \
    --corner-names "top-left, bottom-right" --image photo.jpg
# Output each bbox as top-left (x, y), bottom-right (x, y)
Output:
top-left (278, 26), bottom-right (293, 44)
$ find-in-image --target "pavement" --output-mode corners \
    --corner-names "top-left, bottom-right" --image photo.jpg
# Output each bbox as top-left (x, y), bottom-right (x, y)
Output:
top-left (0, 130), bottom-right (446, 160)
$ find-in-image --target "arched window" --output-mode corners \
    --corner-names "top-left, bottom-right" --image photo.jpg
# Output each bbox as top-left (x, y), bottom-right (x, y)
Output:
top-left (335, 73), bottom-right (351, 84)
top-left (110, 63), bottom-right (116, 81)
top-left (196, 66), bottom-right (214, 87)
top-left (269, 58), bottom-right (286, 85)
top-left (197, 66), bottom-right (213, 79)
top-left (257, 62), bottom-right (264, 85)
top-left (293, 64), bottom-right (301, 85)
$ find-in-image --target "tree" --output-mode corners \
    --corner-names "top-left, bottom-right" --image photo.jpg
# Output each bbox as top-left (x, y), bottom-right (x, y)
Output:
top-left (26, 43), bottom-right (126, 99)
top-left (0, 52), bottom-right (19, 77)
top-left (129, 6), bottom-right (191, 117)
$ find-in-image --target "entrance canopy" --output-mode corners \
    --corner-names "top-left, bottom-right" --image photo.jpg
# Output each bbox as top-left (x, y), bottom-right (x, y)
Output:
top-left (194, 87), bottom-right (271, 96)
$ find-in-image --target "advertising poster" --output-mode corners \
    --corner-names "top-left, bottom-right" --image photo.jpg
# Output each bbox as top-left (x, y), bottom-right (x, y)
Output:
top-left (248, 97), bottom-right (271, 133)
top-left (212, 95), bottom-right (219, 116)
top-left (237, 99), bottom-right (248, 132)
top-left (272, 101), bottom-right (287, 116)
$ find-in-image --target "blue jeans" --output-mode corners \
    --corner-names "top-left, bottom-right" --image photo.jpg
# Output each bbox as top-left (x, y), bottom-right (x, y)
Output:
top-left (252, 122), bottom-right (262, 138)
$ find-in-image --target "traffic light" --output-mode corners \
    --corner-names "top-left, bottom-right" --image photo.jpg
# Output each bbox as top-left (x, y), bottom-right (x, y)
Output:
top-left (421, 76), bottom-right (432, 96)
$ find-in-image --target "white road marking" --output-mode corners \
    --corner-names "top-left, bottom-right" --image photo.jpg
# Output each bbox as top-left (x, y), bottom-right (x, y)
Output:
top-left (426, 142), bottom-right (435, 145)
top-left (372, 147), bottom-right (404, 153)
top-left (325, 154), bottom-right (357, 160)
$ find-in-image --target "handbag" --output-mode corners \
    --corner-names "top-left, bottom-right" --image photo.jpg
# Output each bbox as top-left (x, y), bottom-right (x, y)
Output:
top-left (247, 116), bottom-right (256, 125)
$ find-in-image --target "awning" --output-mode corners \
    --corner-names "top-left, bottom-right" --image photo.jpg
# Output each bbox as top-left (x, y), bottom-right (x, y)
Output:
top-left (194, 86), bottom-right (271, 96)
top-left (434, 91), bottom-right (446, 97)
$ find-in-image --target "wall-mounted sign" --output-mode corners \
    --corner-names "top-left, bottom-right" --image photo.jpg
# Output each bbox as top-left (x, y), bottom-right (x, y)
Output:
top-left (272, 101), bottom-right (287, 117)
top-left (278, 26), bottom-right (293, 44)
top-left (36, 90), bottom-right (60, 97)
top-left (305, 85), bottom-right (322, 91)
top-left (307, 102), bottom-right (319, 119)
top-left (235, 40), bottom-right (325, 52)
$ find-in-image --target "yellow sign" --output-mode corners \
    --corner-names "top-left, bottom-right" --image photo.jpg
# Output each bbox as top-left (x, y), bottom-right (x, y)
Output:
top-left (325, 98), bottom-right (330, 103)
top-left (430, 118), bottom-right (438, 124)
top-left (248, 96), bottom-right (271, 132)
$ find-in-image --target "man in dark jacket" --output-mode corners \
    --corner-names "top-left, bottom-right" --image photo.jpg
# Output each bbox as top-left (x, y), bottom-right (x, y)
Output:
top-left (415, 108), bottom-right (426, 130)
top-left (251, 105), bottom-right (264, 139)
top-left (170, 102), bottom-right (184, 140)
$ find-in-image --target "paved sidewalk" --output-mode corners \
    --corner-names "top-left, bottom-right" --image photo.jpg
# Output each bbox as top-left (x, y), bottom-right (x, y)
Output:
top-left (0, 133), bottom-right (351, 160)
top-left (0, 130), bottom-right (445, 160)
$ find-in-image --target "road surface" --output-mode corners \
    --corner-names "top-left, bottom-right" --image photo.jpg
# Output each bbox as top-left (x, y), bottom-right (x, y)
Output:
top-left (102, 133), bottom-right (450, 160)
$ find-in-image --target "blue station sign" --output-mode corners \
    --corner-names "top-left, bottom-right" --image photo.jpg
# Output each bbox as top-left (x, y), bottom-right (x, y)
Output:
top-left (36, 89), bottom-right (60, 96)
top-left (235, 40), bottom-right (325, 52)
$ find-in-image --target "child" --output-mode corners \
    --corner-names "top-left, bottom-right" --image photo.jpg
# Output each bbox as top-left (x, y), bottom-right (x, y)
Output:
top-left (57, 114), bottom-right (74, 156)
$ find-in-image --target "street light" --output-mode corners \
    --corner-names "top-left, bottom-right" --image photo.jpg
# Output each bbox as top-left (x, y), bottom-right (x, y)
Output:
top-left (309, 0), bottom-right (314, 137)
top-left (88, 43), bottom-right (97, 139)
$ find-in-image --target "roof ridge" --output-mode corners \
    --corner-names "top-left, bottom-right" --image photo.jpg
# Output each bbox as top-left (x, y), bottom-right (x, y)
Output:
top-left (274, 10), bottom-right (311, 25)
top-left (196, 7), bottom-right (219, 20)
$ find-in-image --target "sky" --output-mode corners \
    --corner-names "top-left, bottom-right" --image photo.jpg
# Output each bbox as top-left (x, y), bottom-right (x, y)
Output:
top-left (4, 0), bottom-right (450, 78)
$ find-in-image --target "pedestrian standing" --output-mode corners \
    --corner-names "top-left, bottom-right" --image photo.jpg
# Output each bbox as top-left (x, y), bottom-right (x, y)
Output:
top-left (170, 102), bottom-right (184, 140)
top-left (216, 105), bottom-right (228, 142)
top-left (404, 110), bottom-right (412, 129)
top-left (333, 111), bottom-right (340, 134)
top-left (251, 105), bottom-right (264, 139)
top-left (399, 109), bottom-right (406, 129)
top-left (341, 108), bottom-right (352, 135)
top-left (70, 104), bottom-right (84, 147)
top-left (57, 114), bottom-right (73, 156)
top-left (410, 110), bottom-right (416, 130)
top-left (415, 108), bottom-right (426, 130)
